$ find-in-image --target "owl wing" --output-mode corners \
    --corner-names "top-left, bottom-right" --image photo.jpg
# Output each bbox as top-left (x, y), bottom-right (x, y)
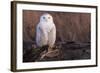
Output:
top-left (36, 23), bottom-right (48, 47)
top-left (48, 24), bottom-right (56, 47)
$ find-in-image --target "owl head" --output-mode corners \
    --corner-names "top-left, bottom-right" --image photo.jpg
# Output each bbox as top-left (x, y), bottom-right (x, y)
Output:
top-left (40, 13), bottom-right (53, 23)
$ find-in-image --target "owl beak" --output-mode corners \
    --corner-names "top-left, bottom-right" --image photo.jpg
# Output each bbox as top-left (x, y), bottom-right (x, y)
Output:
top-left (45, 19), bottom-right (48, 22)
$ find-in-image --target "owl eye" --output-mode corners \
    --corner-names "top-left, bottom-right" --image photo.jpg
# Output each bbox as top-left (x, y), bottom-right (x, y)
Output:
top-left (48, 17), bottom-right (50, 19)
top-left (43, 17), bottom-right (45, 19)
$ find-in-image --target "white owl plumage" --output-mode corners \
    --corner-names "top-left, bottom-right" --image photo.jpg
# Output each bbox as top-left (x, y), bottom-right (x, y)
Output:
top-left (36, 13), bottom-right (56, 51)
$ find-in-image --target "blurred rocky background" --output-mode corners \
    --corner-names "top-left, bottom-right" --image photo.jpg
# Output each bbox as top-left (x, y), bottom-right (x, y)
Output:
top-left (23, 10), bottom-right (91, 62)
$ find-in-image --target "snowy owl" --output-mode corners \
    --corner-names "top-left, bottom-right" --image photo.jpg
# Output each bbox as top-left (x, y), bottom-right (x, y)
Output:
top-left (36, 13), bottom-right (56, 52)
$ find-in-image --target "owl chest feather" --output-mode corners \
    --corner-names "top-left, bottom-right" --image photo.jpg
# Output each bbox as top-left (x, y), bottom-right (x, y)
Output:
top-left (40, 22), bottom-right (54, 33)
